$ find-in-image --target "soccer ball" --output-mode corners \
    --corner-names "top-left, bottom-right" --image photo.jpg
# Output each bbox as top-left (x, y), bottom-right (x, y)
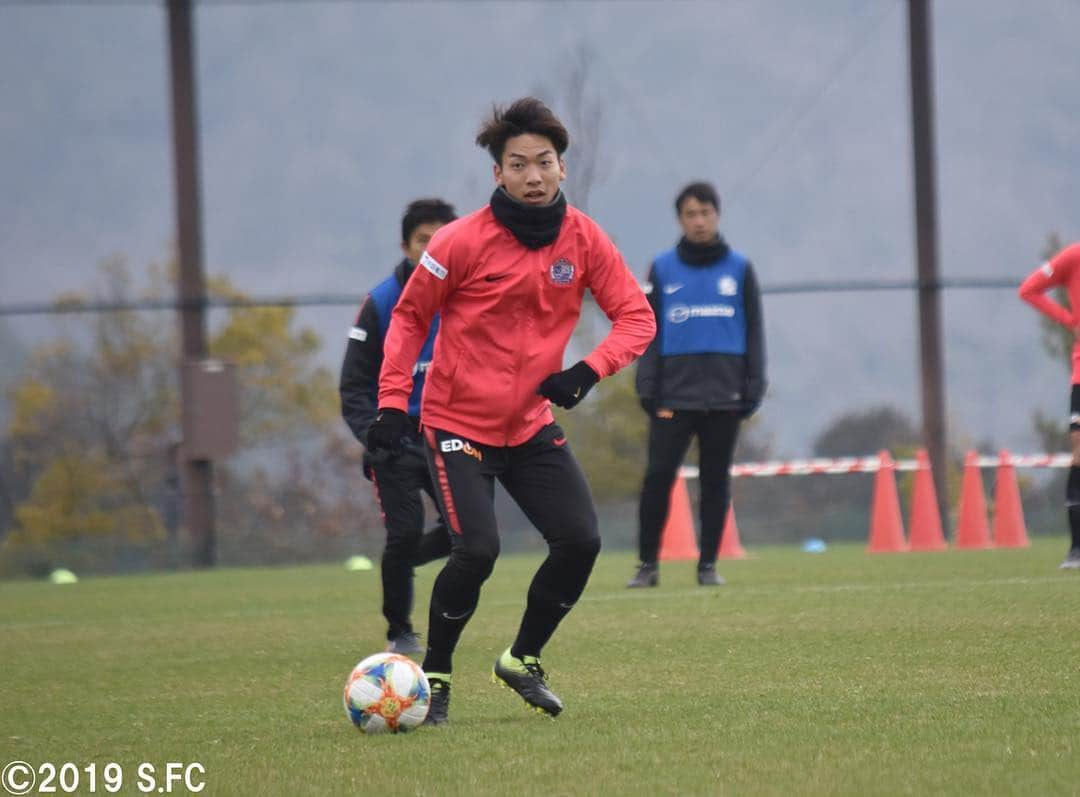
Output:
top-left (343, 653), bottom-right (430, 734)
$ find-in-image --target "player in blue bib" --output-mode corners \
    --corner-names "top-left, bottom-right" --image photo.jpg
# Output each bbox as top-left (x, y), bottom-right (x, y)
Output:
top-left (631, 181), bottom-right (767, 588)
top-left (340, 198), bottom-right (457, 652)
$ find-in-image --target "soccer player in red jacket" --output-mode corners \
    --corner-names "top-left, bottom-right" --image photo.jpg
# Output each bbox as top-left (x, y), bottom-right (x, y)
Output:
top-left (1019, 241), bottom-right (1080, 569)
top-left (366, 97), bottom-right (656, 724)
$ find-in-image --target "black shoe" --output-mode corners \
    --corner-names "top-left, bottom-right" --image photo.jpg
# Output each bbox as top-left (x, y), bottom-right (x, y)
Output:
top-left (386, 632), bottom-right (423, 655)
top-left (697, 564), bottom-right (726, 586)
top-left (627, 562), bottom-right (658, 588)
top-left (424, 675), bottom-right (451, 726)
top-left (1060, 547), bottom-right (1080, 570)
top-left (492, 648), bottom-right (563, 717)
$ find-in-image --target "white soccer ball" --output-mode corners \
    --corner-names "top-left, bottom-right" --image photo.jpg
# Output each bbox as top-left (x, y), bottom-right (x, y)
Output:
top-left (343, 653), bottom-right (430, 734)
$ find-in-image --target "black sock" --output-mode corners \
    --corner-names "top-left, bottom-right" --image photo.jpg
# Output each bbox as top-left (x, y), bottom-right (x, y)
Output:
top-left (1067, 467), bottom-right (1080, 550)
top-left (511, 541), bottom-right (599, 659)
top-left (511, 571), bottom-right (574, 659)
top-left (1069, 506), bottom-right (1080, 550)
top-left (420, 563), bottom-right (485, 675)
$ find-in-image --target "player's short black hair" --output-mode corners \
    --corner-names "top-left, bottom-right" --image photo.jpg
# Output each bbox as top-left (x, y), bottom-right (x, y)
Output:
top-left (475, 97), bottom-right (570, 164)
top-left (401, 198), bottom-right (457, 244)
top-left (675, 182), bottom-right (721, 214)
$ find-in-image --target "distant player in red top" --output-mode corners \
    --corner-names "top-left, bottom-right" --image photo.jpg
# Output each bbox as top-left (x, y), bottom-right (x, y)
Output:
top-left (1018, 241), bottom-right (1080, 569)
top-left (366, 97), bottom-right (656, 724)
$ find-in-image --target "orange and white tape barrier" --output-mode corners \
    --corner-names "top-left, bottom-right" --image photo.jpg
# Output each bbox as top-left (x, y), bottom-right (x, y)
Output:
top-left (679, 452), bottom-right (1072, 480)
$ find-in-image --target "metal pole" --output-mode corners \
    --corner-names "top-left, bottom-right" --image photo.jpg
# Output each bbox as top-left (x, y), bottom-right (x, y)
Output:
top-left (908, 0), bottom-right (948, 524)
top-left (167, 0), bottom-right (215, 566)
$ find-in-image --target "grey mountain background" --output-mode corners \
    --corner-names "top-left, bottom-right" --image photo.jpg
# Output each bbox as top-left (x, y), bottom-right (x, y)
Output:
top-left (2, 0), bottom-right (1079, 456)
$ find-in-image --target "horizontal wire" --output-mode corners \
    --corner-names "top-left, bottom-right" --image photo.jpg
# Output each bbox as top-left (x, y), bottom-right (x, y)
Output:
top-left (0, 278), bottom-right (1020, 317)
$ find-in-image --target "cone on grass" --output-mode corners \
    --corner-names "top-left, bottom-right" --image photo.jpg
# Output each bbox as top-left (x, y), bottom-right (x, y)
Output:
top-left (908, 448), bottom-right (947, 551)
top-left (718, 504), bottom-right (747, 559)
top-left (659, 474), bottom-right (698, 561)
top-left (992, 449), bottom-right (1029, 548)
top-left (867, 450), bottom-right (908, 553)
top-left (955, 450), bottom-right (992, 549)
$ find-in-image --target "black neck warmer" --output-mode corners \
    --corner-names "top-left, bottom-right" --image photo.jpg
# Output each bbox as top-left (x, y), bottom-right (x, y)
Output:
top-left (490, 187), bottom-right (567, 250)
top-left (676, 235), bottom-right (730, 266)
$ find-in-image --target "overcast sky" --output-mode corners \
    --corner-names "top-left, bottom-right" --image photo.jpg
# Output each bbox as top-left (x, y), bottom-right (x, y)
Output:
top-left (2, 0), bottom-right (1079, 455)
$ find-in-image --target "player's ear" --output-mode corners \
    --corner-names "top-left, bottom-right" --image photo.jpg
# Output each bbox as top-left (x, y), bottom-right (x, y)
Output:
top-left (493, 162), bottom-right (503, 188)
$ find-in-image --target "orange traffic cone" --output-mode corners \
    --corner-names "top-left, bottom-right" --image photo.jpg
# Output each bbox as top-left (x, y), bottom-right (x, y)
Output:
top-left (867, 450), bottom-right (909, 553)
top-left (718, 504), bottom-right (747, 559)
top-left (955, 450), bottom-right (992, 549)
top-left (659, 474), bottom-right (698, 561)
top-left (908, 448), bottom-right (947, 551)
top-left (992, 449), bottom-right (1029, 548)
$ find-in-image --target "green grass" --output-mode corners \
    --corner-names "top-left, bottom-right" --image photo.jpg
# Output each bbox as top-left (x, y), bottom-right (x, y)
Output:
top-left (2, 540), bottom-right (1079, 796)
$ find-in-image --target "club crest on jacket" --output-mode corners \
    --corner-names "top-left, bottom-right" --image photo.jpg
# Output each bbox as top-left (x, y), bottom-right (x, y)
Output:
top-left (549, 258), bottom-right (576, 286)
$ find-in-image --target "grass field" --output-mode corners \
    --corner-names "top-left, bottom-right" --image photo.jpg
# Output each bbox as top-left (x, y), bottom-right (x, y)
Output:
top-left (2, 539), bottom-right (1079, 796)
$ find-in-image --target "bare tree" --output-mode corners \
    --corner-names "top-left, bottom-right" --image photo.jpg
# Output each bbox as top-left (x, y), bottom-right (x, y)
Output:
top-left (534, 41), bottom-right (609, 214)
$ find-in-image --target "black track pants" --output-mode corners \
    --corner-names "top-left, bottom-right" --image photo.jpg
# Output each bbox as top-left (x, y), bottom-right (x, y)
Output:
top-left (637, 410), bottom-right (741, 566)
top-left (420, 423), bottom-right (601, 675)
top-left (370, 442), bottom-right (452, 640)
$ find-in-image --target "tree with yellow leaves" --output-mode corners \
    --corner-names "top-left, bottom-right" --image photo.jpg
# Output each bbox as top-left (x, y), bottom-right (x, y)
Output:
top-left (1, 255), bottom-right (347, 575)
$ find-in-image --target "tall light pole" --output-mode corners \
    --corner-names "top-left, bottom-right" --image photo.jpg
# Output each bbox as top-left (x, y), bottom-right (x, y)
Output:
top-left (167, 0), bottom-right (215, 566)
top-left (908, 0), bottom-right (948, 521)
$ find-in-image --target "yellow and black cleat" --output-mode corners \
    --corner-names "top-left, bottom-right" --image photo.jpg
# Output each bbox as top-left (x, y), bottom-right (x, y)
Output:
top-left (492, 648), bottom-right (563, 717)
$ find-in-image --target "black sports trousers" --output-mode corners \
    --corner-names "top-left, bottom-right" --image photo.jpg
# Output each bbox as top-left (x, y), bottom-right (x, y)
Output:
top-left (637, 409), bottom-right (741, 566)
top-left (369, 442), bottom-right (452, 640)
top-left (419, 423), bottom-right (601, 675)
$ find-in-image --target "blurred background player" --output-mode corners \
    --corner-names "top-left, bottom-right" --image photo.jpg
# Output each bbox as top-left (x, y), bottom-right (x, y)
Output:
top-left (1018, 240), bottom-right (1080, 569)
top-left (629, 181), bottom-right (767, 588)
top-left (339, 198), bottom-right (457, 653)
top-left (366, 97), bottom-right (655, 725)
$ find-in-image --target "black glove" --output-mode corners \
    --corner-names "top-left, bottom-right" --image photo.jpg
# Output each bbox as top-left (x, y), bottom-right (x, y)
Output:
top-left (365, 408), bottom-right (411, 454)
top-left (639, 397), bottom-right (657, 415)
top-left (538, 361), bottom-right (599, 409)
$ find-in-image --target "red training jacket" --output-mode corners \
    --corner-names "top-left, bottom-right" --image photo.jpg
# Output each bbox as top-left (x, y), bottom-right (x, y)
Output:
top-left (378, 203), bottom-right (656, 446)
top-left (1018, 242), bottom-right (1080, 383)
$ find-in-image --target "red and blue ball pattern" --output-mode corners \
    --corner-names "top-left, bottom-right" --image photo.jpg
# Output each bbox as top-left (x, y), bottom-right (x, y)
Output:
top-left (343, 653), bottom-right (430, 734)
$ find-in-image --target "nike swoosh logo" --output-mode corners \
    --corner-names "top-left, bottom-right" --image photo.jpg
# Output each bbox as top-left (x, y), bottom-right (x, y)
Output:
top-left (663, 283), bottom-right (684, 294)
top-left (553, 437), bottom-right (567, 447)
top-left (440, 610), bottom-right (472, 621)
top-left (484, 273), bottom-right (509, 282)
top-left (572, 388), bottom-right (581, 398)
